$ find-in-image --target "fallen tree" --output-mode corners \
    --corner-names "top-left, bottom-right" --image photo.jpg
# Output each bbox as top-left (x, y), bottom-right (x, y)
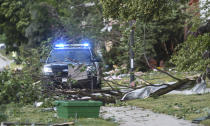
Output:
top-left (41, 71), bottom-right (205, 103)
top-left (149, 79), bottom-right (196, 97)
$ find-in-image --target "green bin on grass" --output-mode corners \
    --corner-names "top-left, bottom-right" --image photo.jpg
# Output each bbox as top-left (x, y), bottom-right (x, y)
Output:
top-left (54, 100), bottom-right (103, 118)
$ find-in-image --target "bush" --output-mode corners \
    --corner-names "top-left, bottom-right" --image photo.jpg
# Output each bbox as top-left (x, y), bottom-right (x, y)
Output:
top-left (0, 70), bottom-right (41, 104)
top-left (0, 47), bottom-right (43, 104)
top-left (0, 104), bottom-right (7, 121)
top-left (170, 33), bottom-right (210, 71)
top-left (0, 112), bottom-right (7, 122)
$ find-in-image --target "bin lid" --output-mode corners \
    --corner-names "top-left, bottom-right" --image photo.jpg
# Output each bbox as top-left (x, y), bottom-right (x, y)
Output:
top-left (53, 100), bottom-right (103, 107)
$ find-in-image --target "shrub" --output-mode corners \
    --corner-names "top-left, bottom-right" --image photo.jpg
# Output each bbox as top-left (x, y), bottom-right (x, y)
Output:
top-left (0, 70), bottom-right (41, 104)
top-left (170, 33), bottom-right (210, 71)
top-left (0, 47), bottom-right (43, 104)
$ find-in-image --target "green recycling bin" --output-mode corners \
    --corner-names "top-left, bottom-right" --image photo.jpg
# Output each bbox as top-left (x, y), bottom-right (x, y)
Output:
top-left (54, 100), bottom-right (103, 118)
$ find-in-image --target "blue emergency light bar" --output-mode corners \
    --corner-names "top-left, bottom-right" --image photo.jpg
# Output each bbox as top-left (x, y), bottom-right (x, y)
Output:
top-left (54, 43), bottom-right (90, 49)
top-left (83, 43), bottom-right (89, 46)
top-left (55, 44), bottom-right (65, 48)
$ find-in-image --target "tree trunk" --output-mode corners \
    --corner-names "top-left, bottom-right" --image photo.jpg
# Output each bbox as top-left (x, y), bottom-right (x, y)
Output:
top-left (149, 79), bottom-right (196, 98)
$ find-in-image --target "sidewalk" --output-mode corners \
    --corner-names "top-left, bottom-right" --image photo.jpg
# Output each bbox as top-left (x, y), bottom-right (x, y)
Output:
top-left (100, 106), bottom-right (202, 126)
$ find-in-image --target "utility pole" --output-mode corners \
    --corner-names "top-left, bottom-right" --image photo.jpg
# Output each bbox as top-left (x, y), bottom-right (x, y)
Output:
top-left (129, 20), bottom-right (135, 86)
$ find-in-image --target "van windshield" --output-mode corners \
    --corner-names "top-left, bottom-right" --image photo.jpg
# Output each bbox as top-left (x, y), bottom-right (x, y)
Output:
top-left (47, 49), bottom-right (91, 64)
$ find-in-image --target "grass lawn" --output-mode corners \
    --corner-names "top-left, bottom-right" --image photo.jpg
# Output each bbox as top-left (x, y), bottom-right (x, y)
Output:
top-left (0, 104), bottom-right (117, 126)
top-left (127, 93), bottom-right (210, 126)
top-left (103, 70), bottom-right (210, 89)
top-left (103, 71), bottom-right (210, 91)
top-left (104, 70), bottom-right (210, 125)
top-left (140, 71), bottom-right (196, 83)
top-left (140, 71), bottom-right (210, 88)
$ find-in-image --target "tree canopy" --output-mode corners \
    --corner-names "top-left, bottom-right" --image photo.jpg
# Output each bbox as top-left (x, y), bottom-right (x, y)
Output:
top-left (100, 0), bottom-right (181, 21)
top-left (0, 0), bottom-right (30, 51)
top-left (100, 0), bottom-right (188, 70)
top-left (0, 0), bottom-right (209, 72)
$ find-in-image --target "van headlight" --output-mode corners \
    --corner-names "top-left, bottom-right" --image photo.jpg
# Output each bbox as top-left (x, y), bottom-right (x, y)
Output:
top-left (43, 65), bottom-right (52, 73)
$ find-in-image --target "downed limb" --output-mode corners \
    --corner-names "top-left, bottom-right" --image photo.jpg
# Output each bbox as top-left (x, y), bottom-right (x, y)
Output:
top-left (104, 78), bottom-right (131, 89)
top-left (135, 77), bottom-right (153, 85)
top-left (44, 88), bottom-right (118, 104)
top-left (149, 79), bottom-right (196, 97)
top-left (154, 68), bottom-right (182, 81)
top-left (121, 78), bottom-right (200, 100)
top-left (78, 91), bottom-right (117, 104)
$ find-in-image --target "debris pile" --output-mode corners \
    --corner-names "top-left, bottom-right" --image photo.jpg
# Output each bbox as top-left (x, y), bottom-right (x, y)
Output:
top-left (42, 68), bottom-right (209, 103)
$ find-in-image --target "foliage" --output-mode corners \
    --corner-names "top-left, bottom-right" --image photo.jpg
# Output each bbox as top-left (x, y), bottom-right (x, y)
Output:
top-left (102, 1), bottom-right (187, 70)
top-left (0, 112), bottom-right (7, 122)
top-left (0, 0), bottom-right (64, 50)
top-left (39, 38), bottom-right (53, 60)
top-left (99, 0), bottom-right (188, 70)
top-left (0, 0), bottom-right (105, 52)
top-left (0, 47), bottom-right (43, 104)
top-left (57, 0), bottom-right (105, 45)
top-left (0, 70), bottom-right (40, 104)
top-left (25, 2), bottom-right (65, 47)
top-left (0, 0), bottom-right (30, 51)
top-left (0, 34), bottom-right (6, 43)
top-left (170, 0), bottom-right (210, 72)
top-left (171, 33), bottom-right (210, 71)
top-left (100, 0), bottom-right (177, 21)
